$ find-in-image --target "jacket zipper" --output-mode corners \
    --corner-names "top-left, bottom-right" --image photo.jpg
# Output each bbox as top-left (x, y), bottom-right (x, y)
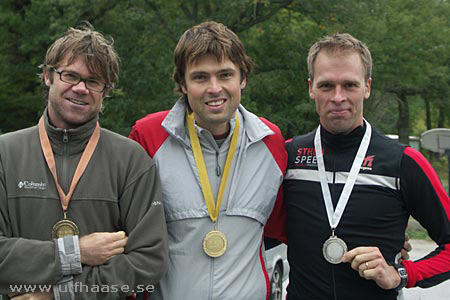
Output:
top-left (331, 151), bottom-right (338, 300)
top-left (215, 151), bottom-right (221, 176)
top-left (208, 256), bottom-right (214, 300)
top-left (62, 129), bottom-right (69, 193)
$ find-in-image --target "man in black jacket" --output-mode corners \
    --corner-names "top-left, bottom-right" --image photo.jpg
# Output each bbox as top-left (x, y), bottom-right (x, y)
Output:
top-left (266, 33), bottom-right (450, 300)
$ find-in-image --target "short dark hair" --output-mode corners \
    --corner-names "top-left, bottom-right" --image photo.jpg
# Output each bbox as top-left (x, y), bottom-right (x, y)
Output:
top-left (173, 21), bottom-right (253, 94)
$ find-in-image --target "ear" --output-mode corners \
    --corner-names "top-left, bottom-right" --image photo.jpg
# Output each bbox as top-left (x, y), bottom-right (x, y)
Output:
top-left (44, 69), bottom-right (52, 87)
top-left (308, 78), bottom-right (314, 99)
top-left (180, 81), bottom-right (188, 94)
top-left (240, 77), bottom-right (247, 89)
top-left (102, 87), bottom-right (111, 98)
top-left (364, 78), bottom-right (372, 99)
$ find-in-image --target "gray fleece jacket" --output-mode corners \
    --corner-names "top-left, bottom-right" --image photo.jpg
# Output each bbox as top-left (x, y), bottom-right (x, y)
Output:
top-left (0, 111), bottom-right (168, 299)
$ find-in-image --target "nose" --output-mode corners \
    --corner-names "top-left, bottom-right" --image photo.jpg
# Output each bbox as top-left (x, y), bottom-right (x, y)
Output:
top-left (332, 85), bottom-right (346, 103)
top-left (72, 80), bottom-right (90, 94)
top-left (206, 77), bottom-right (222, 95)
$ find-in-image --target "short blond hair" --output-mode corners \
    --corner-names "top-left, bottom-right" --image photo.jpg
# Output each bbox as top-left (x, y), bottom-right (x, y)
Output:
top-left (307, 33), bottom-right (372, 83)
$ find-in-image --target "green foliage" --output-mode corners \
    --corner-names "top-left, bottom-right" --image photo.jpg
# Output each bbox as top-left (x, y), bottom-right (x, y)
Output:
top-left (0, 0), bottom-right (448, 144)
top-left (407, 228), bottom-right (431, 241)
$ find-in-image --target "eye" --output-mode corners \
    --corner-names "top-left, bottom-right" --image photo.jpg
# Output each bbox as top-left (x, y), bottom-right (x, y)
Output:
top-left (86, 79), bottom-right (103, 89)
top-left (219, 72), bottom-right (233, 79)
top-left (192, 73), bottom-right (207, 81)
top-left (318, 83), bottom-right (333, 90)
top-left (345, 82), bottom-right (358, 89)
top-left (61, 72), bottom-right (80, 83)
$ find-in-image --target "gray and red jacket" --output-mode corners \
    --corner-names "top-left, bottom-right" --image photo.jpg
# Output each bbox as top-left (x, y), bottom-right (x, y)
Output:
top-left (130, 98), bottom-right (287, 300)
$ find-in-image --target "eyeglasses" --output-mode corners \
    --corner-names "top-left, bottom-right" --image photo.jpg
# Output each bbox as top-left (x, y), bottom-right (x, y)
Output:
top-left (52, 68), bottom-right (110, 92)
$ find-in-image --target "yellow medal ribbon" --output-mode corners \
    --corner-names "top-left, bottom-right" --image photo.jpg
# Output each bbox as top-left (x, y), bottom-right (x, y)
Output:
top-left (187, 112), bottom-right (240, 223)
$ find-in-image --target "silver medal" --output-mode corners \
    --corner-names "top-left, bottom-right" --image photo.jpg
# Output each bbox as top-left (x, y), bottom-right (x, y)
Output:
top-left (322, 235), bottom-right (347, 264)
top-left (315, 122), bottom-right (371, 265)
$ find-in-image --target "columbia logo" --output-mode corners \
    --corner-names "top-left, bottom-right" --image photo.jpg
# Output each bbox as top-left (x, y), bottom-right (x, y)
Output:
top-left (152, 201), bottom-right (163, 206)
top-left (17, 181), bottom-right (47, 190)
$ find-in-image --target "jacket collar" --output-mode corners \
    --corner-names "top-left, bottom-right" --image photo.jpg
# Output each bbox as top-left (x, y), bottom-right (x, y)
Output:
top-left (320, 121), bottom-right (367, 151)
top-left (162, 96), bottom-right (274, 146)
top-left (43, 107), bottom-right (99, 155)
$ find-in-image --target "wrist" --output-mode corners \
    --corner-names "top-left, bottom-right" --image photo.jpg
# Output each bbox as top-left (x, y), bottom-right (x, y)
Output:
top-left (391, 263), bottom-right (408, 290)
top-left (56, 236), bottom-right (82, 276)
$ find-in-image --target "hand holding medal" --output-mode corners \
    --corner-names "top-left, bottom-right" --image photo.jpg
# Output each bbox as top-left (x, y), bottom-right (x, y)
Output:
top-left (342, 246), bottom-right (402, 290)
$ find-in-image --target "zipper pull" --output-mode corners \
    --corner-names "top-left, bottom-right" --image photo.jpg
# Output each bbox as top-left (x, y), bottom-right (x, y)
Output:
top-left (216, 151), bottom-right (221, 176)
top-left (63, 129), bottom-right (68, 143)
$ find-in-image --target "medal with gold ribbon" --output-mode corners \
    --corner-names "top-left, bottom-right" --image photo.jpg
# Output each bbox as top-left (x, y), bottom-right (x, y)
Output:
top-left (38, 116), bottom-right (100, 239)
top-left (187, 112), bottom-right (240, 258)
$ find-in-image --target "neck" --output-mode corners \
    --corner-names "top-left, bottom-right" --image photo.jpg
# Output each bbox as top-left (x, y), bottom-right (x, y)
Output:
top-left (192, 114), bottom-right (233, 137)
top-left (213, 132), bottom-right (229, 140)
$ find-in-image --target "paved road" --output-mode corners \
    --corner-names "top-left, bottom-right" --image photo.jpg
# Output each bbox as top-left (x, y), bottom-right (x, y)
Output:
top-left (281, 239), bottom-right (449, 299)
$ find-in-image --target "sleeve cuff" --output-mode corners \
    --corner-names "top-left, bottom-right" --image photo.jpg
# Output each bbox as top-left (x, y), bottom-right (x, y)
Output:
top-left (56, 236), bottom-right (82, 276)
top-left (53, 276), bottom-right (75, 300)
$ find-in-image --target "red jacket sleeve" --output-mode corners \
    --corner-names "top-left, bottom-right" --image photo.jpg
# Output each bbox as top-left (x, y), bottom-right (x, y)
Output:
top-left (400, 147), bottom-right (450, 288)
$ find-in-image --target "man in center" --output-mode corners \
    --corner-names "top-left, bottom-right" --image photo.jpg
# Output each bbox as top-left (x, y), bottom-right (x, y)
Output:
top-left (129, 21), bottom-right (287, 299)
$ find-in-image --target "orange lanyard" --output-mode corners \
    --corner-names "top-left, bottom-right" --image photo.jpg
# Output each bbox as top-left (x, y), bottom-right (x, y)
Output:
top-left (38, 116), bottom-right (100, 212)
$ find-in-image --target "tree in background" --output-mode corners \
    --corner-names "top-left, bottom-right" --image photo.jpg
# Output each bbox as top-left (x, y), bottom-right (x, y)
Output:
top-left (0, 0), bottom-right (448, 140)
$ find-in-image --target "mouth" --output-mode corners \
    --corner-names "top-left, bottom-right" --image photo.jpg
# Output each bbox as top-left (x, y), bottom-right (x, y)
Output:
top-left (329, 108), bottom-right (350, 115)
top-left (67, 98), bottom-right (88, 106)
top-left (206, 99), bottom-right (226, 107)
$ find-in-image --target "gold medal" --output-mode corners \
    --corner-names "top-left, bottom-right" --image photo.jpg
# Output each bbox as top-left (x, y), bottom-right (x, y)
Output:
top-left (188, 112), bottom-right (240, 258)
top-left (39, 117), bottom-right (100, 241)
top-left (203, 230), bottom-right (227, 257)
top-left (52, 219), bottom-right (80, 239)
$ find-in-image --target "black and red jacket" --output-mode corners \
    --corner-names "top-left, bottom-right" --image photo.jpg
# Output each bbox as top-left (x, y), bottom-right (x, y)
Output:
top-left (272, 123), bottom-right (450, 300)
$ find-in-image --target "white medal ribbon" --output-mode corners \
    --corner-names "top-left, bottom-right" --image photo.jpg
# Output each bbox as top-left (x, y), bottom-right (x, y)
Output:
top-left (314, 120), bottom-right (372, 231)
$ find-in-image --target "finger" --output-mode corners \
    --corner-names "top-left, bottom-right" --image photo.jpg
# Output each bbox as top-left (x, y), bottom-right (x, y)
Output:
top-left (105, 236), bottom-right (128, 259)
top-left (113, 231), bottom-right (127, 240)
top-left (349, 252), bottom-right (374, 271)
top-left (403, 240), bottom-right (412, 252)
top-left (400, 249), bottom-right (410, 260)
top-left (111, 236), bottom-right (128, 249)
top-left (342, 246), bottom-right (373, 262)
top-left (110, 246), bottom-right (126, 257)
top-left (361, 268), bottom-right (379, 280)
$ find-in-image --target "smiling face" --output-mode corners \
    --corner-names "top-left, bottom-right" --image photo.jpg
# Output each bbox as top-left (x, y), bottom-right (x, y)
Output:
top-left (182, 54), bottom-right (246, 136)
top-left (44, 56), bottom-right (105, 129)
top-left (309, 50), bottom-right (371, 135)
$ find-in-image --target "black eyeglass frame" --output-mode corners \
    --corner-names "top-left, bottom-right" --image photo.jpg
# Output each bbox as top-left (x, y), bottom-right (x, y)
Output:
top-left (52, 68), bottom-right (111, 93)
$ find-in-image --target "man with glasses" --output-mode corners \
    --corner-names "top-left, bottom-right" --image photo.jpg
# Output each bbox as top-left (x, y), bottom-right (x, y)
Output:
top-left (51, 68), bottom-right (112, 94)
top-left (0, 24), bottom-right (168, 299)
